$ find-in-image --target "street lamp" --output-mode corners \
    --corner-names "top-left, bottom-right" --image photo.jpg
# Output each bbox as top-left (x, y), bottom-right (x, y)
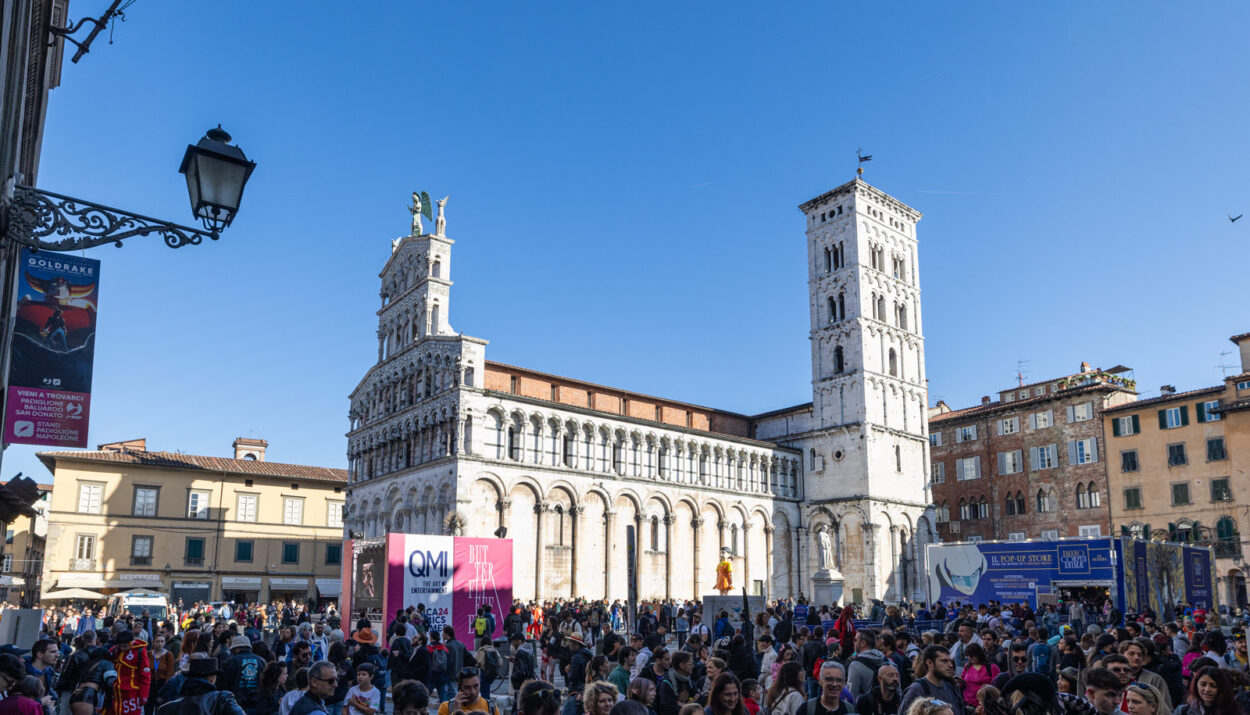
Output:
top-left (1, 126), bottom-right (256, 250)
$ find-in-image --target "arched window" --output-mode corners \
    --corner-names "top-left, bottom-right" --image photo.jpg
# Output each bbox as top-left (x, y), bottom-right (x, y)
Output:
top-left (958, 498), bottom-right (968, 520)
top-left (898, 304), bottom-right (907, 330)
top-left (871, 293), bottom-right (878, 319)
top-left (731, 524), bottom-right (739, 554)
top-left (553, 504), bottom-right (565, 545)
top-left (651, 515), bottom-right (660, 550)
top-left (824, 247), bottom-right (832, 273)
top-left (877, 295), bottom-right (886, 320)
top-left (432, 259), bottom-right (442, 278)
top-left (1005, 496), bottom-right (1016, 516)
top-left (507, 427), bottom-right (519, 461)
top-left (938, 502), bottom-right (949, 522)
top-left (1036, 489), bottom-right (1050, 513)
top-left (834, 346), bottom-right (845, 374)
top-left (1076, 483), bottom-right (1088, 509)
top-left (827, 296), bottom-right (836, 324)
top-left (838, 291), bottom-right (846, 321)
top-left (1015, 491), bottom-right (1026, 515)
top-left (888, 348), bottom-right (898, 377)
top-left (978, 497), bottom-right (989, 519)
top-left (895, 445), bottom-right (902, 471)
top-left (809, 448), bottom-right (817, 470)
top-left (1087, 482), bottom-right (1100, 508)
top-left (1129, 523), bottom-right (1144, 539)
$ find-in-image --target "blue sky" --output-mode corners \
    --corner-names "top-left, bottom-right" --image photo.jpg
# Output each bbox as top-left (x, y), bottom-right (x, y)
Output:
top-left (11, 2), bottom-right (1249, 482)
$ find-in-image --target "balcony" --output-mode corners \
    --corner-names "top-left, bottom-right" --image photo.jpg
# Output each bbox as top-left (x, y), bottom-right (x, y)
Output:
top-left (130, 556), bottom-right (152, 566)
top-left (1213, 540), bottom-right (1242, 559)
top-left (68, 558), bottom-right (95, 571)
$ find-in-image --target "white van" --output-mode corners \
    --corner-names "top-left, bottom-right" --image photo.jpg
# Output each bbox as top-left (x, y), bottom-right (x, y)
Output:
top-left (107, 592), bottom-right (171, 622)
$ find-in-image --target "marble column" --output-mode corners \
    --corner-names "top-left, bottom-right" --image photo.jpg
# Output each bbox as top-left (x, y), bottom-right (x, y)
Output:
top-left (692, 516), bottom-right (705, 596)
top-left (795, 526), bottom-right (807, 598)
top-left (498, 498), bottom-right (513, 536)
top-left (763, 526), bottom-right (774, 600)
top-left (570, 504), bottom-right (585, 595)
top-left (534, 501), bottom-right (550, 599)
top-left (742, 522), bottom-right (752, 592)
top-left (633, 513), bottom-right (645, 596)
top-left (604, 510), bottom-right (617, 598)
top-left (663, 515), bottom-right (676, 599)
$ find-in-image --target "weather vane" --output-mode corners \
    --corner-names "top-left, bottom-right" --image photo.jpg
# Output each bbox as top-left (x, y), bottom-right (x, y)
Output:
top-left (856, 147), bottom-right (873, 177)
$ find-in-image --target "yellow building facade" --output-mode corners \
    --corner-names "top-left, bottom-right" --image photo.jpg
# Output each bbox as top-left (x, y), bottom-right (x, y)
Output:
top-left (39, 438), bottom-right (348, 606)
top-left (1103, 332), bottom-right (1250, 608)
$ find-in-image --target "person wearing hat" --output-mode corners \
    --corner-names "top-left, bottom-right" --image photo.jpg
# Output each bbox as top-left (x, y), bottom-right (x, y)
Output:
top-left (565, 633), bottom-right (592, 692)
top-left (220, 636), bottom-right (266, 715)
top-left (157, 656), bottom-right (244, 715)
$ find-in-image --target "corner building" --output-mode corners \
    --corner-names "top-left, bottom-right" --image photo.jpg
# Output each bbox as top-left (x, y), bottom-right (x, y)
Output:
top-left (345, 178), bottom-right (936, 604)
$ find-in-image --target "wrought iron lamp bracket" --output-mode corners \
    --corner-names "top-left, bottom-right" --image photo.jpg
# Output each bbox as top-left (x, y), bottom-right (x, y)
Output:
top-left (2, 184), bottom-right (217, 252)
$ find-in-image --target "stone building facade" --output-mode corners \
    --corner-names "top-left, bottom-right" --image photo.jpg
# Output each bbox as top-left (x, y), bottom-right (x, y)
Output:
top-left (929, 364), bottom-right (1138, 543)
top-left (345, 178), bottom-right (937, 604)
top-left (1103, 331), bottom-right (1250, 608)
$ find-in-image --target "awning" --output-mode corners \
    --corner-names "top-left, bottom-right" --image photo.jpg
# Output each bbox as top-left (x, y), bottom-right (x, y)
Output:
top-left (315, 578), bottom-right (341, 597)
top-left (43, 588), bottom-right (107, 600)
top-left (0, 575), bottom-right (25, 586)
top-left (269, 578), bottom-right (309, 588)
top-left (222, 577), bottom-right (262, 588)
top-left (56, 574), bottom-right (108, 589)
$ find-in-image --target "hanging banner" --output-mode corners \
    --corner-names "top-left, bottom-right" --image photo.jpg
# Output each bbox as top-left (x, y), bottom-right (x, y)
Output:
top-left (383, 533), bottom-right (512, 640)
top-left (3, 248), bottom-right (101, 447)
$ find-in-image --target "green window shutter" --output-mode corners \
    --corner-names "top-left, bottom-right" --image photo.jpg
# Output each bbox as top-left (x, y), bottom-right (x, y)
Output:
top-left (1132, 415), bottom-right (1140, 434)
top-left (1121, 525), bottom-right (1130, 537)
top-left (1158, 410), bottom-right (1167, 430)
top-left (1180, 405), bottom-right (1189, 426)
top-left (1112, 419), bottom-right (1121, 437)
top-left (1196, 402), bottom-right (1207, 423)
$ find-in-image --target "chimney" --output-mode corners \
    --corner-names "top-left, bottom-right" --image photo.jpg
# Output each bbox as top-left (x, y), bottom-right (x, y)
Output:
top-left (1160, 385), bottom-right (1176, 397)
top-left (1080, 361), bottom-right (1091, 373)
top-left (233, 437), bottom-right (268, 461)
top-left (981, 396), bottom-right (991, 405)
top-left (97, 438), bottom-right (146, 453)
top-left (1231, 333), bottom-right (1250, 374)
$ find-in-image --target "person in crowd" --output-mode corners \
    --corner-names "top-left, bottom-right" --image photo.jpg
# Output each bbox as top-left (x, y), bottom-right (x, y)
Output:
top-left (255, 662), bottom-right (287, 715)
top-left (855, 663), bottom-right (902, 715)
top-left (390, 682), bottom-right (430, 715)
top-left (1056, 668), bottom-right (1078, 695)
top-left (442, 628), bottom-right (468, 685)
top-left (849, 629), bottom-right (888, 701)
top-left (279, 669), bottom-right (309, 715)
top-left (739, 680), bottom-right (761, 715)
top-left (627, 679), bottom-right (658, 715)
top-left (221, 635), bottom-right (267, 715)
top-left (517, 681), bottom-right (561, 715)
top-left (1173, 666), bottom-right (1238, 715)
top-left (803, 662), bottom-right (852, 715)
top-left (705, 673), bottom-right (746, 715)
top-left (1, 676), bottom-right (48, 715)
top-left (343, 663), bottom-right (380, 715)
top-left (899, 646), bottom-right (964, 715)
top-left (156, 656), bottom-right (246, 715)
top-left (1123, 683), bottom-right (1165, 715)
top-left (763, 662), bottom-right (805, 715)
top-left (583, 683), bottom-right (618, 715)
top-left (289, 661), bottom-right (337, 715)
top-left (1077, 667), bottom-right (1123, 715)
top-left (657, 652), bottom-right (698, 715)
top-left (958, 644), bottom-right (998, 708)
top-left (475, 637), bottom-right (505, 701)
top-left (609, 649), bottom-right (635, 696)
top-left (436, 669), bottom-right (499, 715)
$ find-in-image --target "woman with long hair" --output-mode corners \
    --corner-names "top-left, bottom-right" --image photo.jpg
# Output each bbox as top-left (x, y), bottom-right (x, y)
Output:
top-left (705, 673), bottom-right (747, 715)
top-left (1057, 637), bottom-right (1085, 671)
top-left (959, 643), bottom-right (998, 707)
top-left (255, 661), bottom-right (287, 715)
top-left (763, 662), bottom-right (805, 715)
top-left (1175, 666), bottom-right (1239, 715)
top-left (587, 655), bottom-right (612, 686)
top-left (627, 678), bottom-right (658, 715)
top-left (519, 681), bottom-right (562, 715)
top-left (769, 645), bottom-right (797, 690)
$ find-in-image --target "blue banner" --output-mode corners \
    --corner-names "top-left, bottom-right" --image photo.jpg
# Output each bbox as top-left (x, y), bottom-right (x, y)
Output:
top-left (1183, 546), bottom-right (1213, 608)
top-left (927, 540), bottom-right (1115, 607)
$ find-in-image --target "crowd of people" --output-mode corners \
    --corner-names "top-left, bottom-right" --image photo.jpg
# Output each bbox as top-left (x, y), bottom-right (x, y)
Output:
top-left (3, 596), bottom-right (1250, 715)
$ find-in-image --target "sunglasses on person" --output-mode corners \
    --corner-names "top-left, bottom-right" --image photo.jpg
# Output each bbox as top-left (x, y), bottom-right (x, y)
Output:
top-left (1012, 656), bottom-right (1028, 663)
top-left (928, 700), bottom-right (950, 708)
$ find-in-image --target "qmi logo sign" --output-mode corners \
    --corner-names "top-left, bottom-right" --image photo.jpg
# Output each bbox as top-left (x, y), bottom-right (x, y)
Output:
top-left (1057, 545), bottom-right (1091, 574)
top-left (409, 549), bottom-right (450, 578)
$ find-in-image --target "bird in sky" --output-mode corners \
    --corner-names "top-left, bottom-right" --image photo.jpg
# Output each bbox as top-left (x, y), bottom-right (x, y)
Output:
top-left (1230, 213), bottom-right (1243, 223)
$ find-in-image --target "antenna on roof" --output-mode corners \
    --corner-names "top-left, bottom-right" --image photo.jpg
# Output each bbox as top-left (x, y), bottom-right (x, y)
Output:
top-left (1217, 351), bottom-right (1235, 377)
top-left (1016, 360), bottom-right (1031, 387)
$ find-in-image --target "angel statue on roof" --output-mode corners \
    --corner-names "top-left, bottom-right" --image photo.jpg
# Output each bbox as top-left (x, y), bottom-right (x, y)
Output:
top-left (409, 191), bottom-right (433, 235)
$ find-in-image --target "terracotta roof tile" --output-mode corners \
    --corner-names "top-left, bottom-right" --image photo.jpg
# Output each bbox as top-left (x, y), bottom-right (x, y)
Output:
top-left (1101, 385), bottom-right (1223, 414)
top-left (929, 383), bottom-right (1114, 424)
top-left (37, 450), bottom-right (347, 483)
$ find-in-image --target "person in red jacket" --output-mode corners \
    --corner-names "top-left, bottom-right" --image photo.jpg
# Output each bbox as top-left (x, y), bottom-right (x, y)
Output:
top-left (109, 632), bottom-right (151, 715)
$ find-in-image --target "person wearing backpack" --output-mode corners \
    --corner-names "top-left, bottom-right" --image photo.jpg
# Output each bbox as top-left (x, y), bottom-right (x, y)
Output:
top-left (847, 629), bottom-right (886, 701)
top-left (426, 631), bottom-right (452, 704)
top-left (803, 661), bottom-right (853, 715)
top-left (508, 634), bottom-right (536, 693)
top-left (898, 646), bottom-right (965, 715)
top-left (1026, 626), bottom-right (1056, 679)
top-left (473, 611), bottom-right (491, 642)
top-left (474, 637), bottom-right (503, 702)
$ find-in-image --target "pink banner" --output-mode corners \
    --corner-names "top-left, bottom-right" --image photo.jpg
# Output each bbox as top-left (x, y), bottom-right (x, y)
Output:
top-left (453, 537), bottom-right (513, 640)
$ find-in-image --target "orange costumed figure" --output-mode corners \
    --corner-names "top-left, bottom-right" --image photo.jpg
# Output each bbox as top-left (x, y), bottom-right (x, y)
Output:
top-left (109, 636), bottom-right (151, 715)
top-left (715, 548), bottom-right (733, 594)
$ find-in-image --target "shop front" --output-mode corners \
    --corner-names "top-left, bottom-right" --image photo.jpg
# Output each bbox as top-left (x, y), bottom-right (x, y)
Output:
top-left (221, 576), bottom-right (263, 605)
top-left (315, 578), bottom-right (341, 607)
top-left (170, 580), bottom-right (212, 608)
top-left (268, 577), bottom-right (310, 606)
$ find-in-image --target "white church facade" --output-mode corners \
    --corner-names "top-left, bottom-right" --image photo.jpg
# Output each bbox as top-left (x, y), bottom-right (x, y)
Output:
top-left (344, 178), bottom-right (937, 605)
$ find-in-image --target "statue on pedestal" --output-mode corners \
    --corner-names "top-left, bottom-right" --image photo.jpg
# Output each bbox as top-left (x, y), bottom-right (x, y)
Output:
top-left (715, 547), bottom-right (733, 595)
top-left (408, 191), bottom-right (433, 236)
top-left (435, 196), bottom-right (448, 236)
top-left (817, 528), bottom-right (833, 571)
